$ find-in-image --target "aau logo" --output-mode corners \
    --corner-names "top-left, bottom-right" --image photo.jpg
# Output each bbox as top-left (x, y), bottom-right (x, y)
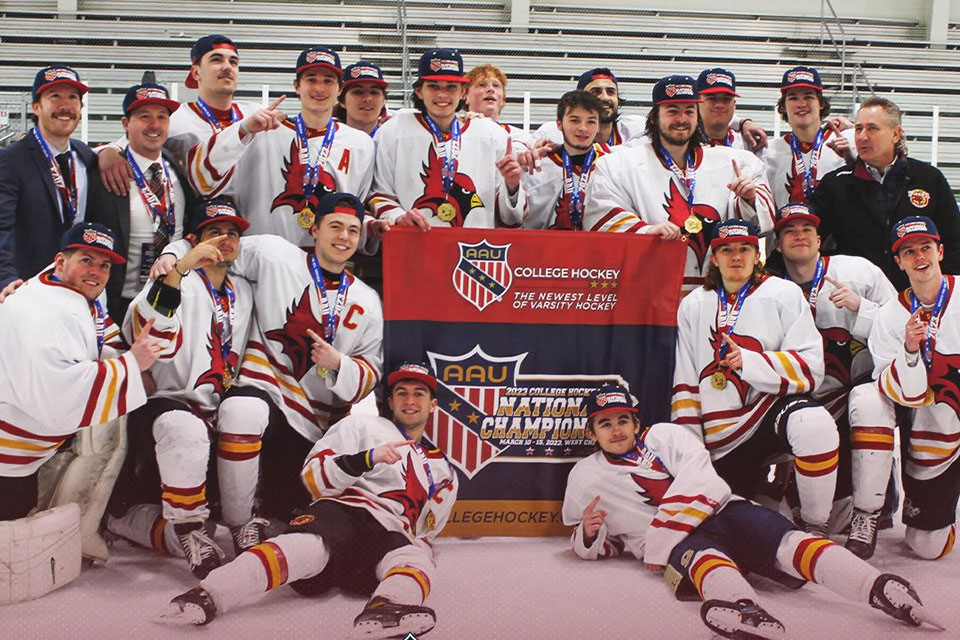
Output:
top-left (452, 240), bottom-right (513, 311)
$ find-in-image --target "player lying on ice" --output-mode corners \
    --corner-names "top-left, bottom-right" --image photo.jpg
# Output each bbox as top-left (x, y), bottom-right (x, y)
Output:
top-left (562, 383), bottom-right (944, 639)
top-left (159, 362), bottom-right (458, 639)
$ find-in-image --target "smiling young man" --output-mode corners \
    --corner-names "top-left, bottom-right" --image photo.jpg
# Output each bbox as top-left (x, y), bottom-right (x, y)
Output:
top-left (188, 45), bottom-right (377, 248)
top-left (522, 90), bottom-right (610, 230)
top-left (334, 61), bottom-right (390, 137)
top-left (697, 67), bottom-right (749, 150)
top-left (869, 216), bottom-right (960, 561)
top-left (584, 75), bottom-right (775, 294)
top-left (369, 48), bottom-right (527, 229)
top-left (563, 383), bottom-right (941, 638)
top-left (163, 363), bottom-right (457, 640)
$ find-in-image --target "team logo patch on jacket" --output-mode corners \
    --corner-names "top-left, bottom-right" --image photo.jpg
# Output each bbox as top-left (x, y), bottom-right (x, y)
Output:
top-left (452, 240), bottom-right (512, 312)
top-left (909, 189), bottom-right (931, 209)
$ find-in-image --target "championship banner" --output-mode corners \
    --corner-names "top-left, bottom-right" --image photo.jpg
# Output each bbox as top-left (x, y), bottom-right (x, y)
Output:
top-left (382, 228), bottom-right (685, 536)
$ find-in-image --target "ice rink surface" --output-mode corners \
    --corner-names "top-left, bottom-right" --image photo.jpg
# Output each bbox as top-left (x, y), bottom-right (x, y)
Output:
top-left (7, 518), bottom-right (958, 640)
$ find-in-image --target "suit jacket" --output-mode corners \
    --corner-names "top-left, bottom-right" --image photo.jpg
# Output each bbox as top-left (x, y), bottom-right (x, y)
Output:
top-left (0, 130), bottom-right (98, 287)
top-left (88, 148), bottom-right (197, 320)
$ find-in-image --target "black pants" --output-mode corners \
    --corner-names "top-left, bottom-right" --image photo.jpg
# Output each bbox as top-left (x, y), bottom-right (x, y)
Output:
top-left (0, 472), bottom-right (39, 520)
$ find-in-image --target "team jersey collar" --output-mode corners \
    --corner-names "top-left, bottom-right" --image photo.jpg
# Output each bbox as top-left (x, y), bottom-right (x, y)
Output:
top-left (283, 116), bottom-right (336, 138)
top-left (414, 112), bottom-right (471, 136)
top-left (654, 144), bottom-right (704, 172)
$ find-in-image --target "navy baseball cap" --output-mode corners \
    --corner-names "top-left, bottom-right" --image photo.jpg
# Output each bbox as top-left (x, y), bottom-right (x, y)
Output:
top-left (316, 192), bottom-right (365, 223)
top-left (417, 49), bottom-right (467, 83)
top-left (653, 75), bottom-right (700, 105)
top-left (296, 46), bottom-right (342, 78)
top-left (576, 67), bottom-right (618, 90)
top-left (891, 216), bottom-right (940, 253)
top-left (32, 65), bottom-right (88, 102)
top-left (186, 34), bottom-right (237, 89)
top-left (780, 66), bottom-right (822, 93)
top-left (584, 383), bottom-right (638, 420)
top-left (711, 219), bottom-right (759, 249)
top-left (122, 82), bottom-right (180, 116)
top-left (697, 68), bottom-right (738, 96)
top-left (387, 362), bottom-right (438, 393)
top-left (342, 61), bottom-right (387, 90)
top-left (775, 202), bottom-right (820, 231)
top-left (60, 222), bottom-right (125, 264)
top-left (192, 198), bottom-right (250, 235)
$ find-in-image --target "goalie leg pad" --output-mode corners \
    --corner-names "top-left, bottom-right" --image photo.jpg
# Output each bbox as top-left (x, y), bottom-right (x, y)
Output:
top-left (0, 503), bottom-right (82, 604)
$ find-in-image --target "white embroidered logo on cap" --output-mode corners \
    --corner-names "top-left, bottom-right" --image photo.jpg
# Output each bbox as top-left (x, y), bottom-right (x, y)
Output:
top-left (351, 65), bottom-right (378, 79)
top-left (305, 50), bottom-right (335, 65)
top-left (44, 68), bottom-right (78, 82)
top-left (430, 59), bottom-right (459, 72)
top-left (897, 221), bottom-right (929, 237)
top-left (706, 73), bottom-right (733, 87)
top-left (719, 224), bottom-right (749, 238)
top-left (206, 204), bottom-right (235, 218)
top-left (786, 70), bottom-right (816, 84)
top-left (136, 87), bottom-right (167, 100)
top-left (665, 84), bottom-right (694, 97)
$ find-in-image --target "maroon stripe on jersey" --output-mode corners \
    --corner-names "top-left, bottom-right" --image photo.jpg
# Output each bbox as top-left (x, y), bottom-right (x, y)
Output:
top-left (672, 383), bottom-right (699, 394)
top-left (650, 518), bottom-right (696, 532)
top-left (0, 451), bottom-right (47, 464)
top-left (760, 353), bottom-right (790, 395)
top-left (789, 350), bottom-right (815, 389)
top-left (591, 208), bottom-right (625, 231)
top-left (117, 356), bottom-right (129, 416)
top-left (662, 493), bottom-right (718, 507)
top-left (80, 361), bottom-right (108, 427)
top-left (911, 430), bottom-right (960, 443)
top-left (908, 454), bottom-right (953, 467)
top-left (625, 221), bottom-right (646, 233)
top-left (0, 419), bottom-right (71, 443)
top-left (705, 396), bottom-right (777, 451)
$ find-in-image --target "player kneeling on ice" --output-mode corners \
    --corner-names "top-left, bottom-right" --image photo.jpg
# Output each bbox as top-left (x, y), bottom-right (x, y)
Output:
top-left (562, 383), bottom-right (944, 638)
top-left (161, 363), bottom-right (458, 639)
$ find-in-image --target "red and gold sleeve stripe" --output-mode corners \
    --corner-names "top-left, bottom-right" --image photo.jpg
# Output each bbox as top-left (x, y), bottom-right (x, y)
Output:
top-left (384, 566), bottom-right (431, 601)
top-left (850, 426), bottom-right (895, 451)
top-left (161, 483), bottom-right (207, 511)
top-left (249, 542), bottom-right (289, 592)
top-left (795, 449), bottom-right (839, 477)
top-left (792, 536), bottom-right (835, 582)
top-left (217, 433), bottom-right (262, 461)
top-left (689, 553), bottom-right (739, 598)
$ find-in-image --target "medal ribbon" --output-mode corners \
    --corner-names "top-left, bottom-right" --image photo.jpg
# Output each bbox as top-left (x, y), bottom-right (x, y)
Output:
top-left (785, 257), bottom-right (826, 314)
top-left (294, 115), bottom-right (336, 202)
top-left (788, 127), bottom-right (825, 199)
top-left (717, 280), bottom-right (752, 362)
top-left (561, 146), bottom-right (595, 228)
top-left (658, 145), bottom-right (696, 217)
top-left (909, 277), bottom-right (949, 370)
top-left (125, 149), bottom-right (175, 238)
top-left (32, 128), bottom-right (78, 223)
top-left (195, 97), bottom-right (240, 132)
top-left (198, 269), bottom-right (236, 366)
top-left (422, 113), bottom-right (461, 196)
top-left (307, 253), bottom-right (350, 343)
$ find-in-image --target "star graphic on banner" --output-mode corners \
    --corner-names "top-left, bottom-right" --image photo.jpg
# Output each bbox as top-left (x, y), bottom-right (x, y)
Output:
top-left (611, 282), bottom-right (619, 289)
top-left (563, 447), bottom-right (572, 455)
top-left (525, 447), bottom-right (535, 455)
top-left (467, 412), bottom-right (480, 424)
top-left (448, 400), bottom-right (461, 412)
top-left (590, 280), bottom-right (598, 288)
top-left (600, 281), bottom-right (609, 289)
top-left (477, 273), bottom-right (487, 283)
top-left (545, 447), bottom-right (555, 456)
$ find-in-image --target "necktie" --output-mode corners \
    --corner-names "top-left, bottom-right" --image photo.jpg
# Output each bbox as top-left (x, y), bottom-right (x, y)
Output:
top-left (56, 152), bottom-right (75, 224)
top-left (147, 162), bottom-right (169, 251)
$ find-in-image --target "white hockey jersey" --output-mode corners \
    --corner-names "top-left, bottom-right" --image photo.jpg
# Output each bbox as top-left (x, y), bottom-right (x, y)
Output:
top-left (0, 270), bottom-right (145, 476)
top-left (703, 128), bottom-right (746, 151)
top-left (793, 255), bottom-right (896, 420)
top-left (369, 111), bottom-right (528, 228)
top-left (123, 270), bottom-right (255, 417)
top-left (186, 117), bottom-right (375, 246)
top-left (562, 422), bottom-right (732, 566)
top-left (521, 142), bottom-right (612, 230)
top-left (870, 276), bottom-right (960, 480)
top-left (534, 114), bottom-right (646, 147)
top-left (300, 414), bottom-right (458, 545)
top-left (765, 127), bottom-right (855, 209)
top-left (584, 138), bottom-right (776, 293)
top-left (672, 276), bottom-right (825, 458)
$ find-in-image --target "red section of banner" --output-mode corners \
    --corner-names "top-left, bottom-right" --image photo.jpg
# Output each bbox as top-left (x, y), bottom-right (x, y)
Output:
top-left (383, 227), bottom-right (685, 327)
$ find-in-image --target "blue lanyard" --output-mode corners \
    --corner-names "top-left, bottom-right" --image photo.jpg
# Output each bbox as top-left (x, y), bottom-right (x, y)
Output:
top-left (370, 124), bottom-right (380, 138)
top-left (422, 113), bottom-right (460, 195)
top-left (294, 115), bottom-right (336, 201)
top-left (910, 277), bottom-right (949, 370)
top-left (658, 145), bottom-right (696, 213)
top-left (561, 146), bottom-right (595, 228)
top-left (788, 127), bottom-right (825, 199)
top-left (717, 280), bottom-right (752, 361)
top-left (125, 149), bottom-right (175, 237)
top-left (307, 253), bottom-right (349, 343)
top-left (195, 97), bottom-right (239, 132)
top-left (394, 424), bottom-right (437, 499)
top-left (785, 257), bottom-right (826, 313)
top-left (198, 269), bottom-right (235, 362)
top-left (32, 128), bottom-right (77, 223)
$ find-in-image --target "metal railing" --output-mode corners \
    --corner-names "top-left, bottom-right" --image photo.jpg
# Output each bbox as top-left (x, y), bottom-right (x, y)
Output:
top-left (819, 0), bottom-right (877, 110)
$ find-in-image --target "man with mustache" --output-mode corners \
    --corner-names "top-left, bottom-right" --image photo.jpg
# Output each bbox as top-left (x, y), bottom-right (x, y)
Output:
top-left (0, 66), bottom-right (99, 289)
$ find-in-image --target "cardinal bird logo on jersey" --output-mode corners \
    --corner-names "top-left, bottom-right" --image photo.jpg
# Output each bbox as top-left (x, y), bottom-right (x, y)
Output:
top-left (661, 179), bottom-right (721, 269)
top-left (194, 317), bottom-right (239, 395)
top-left (630, 473), bottom-right (671, 507)
top-left (412, 146), bottom-right (483, 227)
top-left (271, 139), bottom-right (338, 214)
top-left (550, 195), bottom-right (578, 230)
top-left (783, 162), bottom-right (812, 204)
top-left (263, 287), bottom-right (324, 380)
top-left (820, 326), bottom-right (866, 388)
top-left (379, 453), bottom-right (430, 533)
top-left (700, 326), bottom-right (763, 404)
top-left (927, 351), bottom-right (960, 420)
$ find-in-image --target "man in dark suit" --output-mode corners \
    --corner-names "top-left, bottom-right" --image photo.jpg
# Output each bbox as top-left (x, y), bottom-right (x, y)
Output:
top-left (89, 82), bottom-right (197, 320)
top-left (0, 65), bottom-right (98, 288)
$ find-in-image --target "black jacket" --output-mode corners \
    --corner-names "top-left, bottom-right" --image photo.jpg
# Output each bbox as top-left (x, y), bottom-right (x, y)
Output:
top-left (811, 156), bottom-right (960, 291)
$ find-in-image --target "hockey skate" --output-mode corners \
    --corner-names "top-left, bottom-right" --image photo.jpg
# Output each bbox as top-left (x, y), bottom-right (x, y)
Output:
top-left (845, 508), bottom-right (880, 559)
top-left (174, 521), bottom-right (225, 579)
top-left (869, 574), bottom-right (945, 630)
top-left (700, 598), bottom-right (786, 639)
top-left (350, 596), bottom-right (436, 639)
top-left (156, 587), bottom-right (218, 626)
top-left (230, 516), bottom-right (269, 555)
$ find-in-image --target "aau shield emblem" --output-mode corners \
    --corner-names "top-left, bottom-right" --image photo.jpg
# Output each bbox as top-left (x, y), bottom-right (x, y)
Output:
top-left (452, 240), bottom-right (513, 311)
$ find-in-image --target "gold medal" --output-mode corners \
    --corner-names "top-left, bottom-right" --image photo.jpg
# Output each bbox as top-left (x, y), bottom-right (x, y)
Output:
top-left (684, 215), bottom-right (703, 234)
top-left (425, 511), bottom-right (436, 532)
top-left (297, 207), bottom-right (316, 229)
top-left (437, 201), bottom-right (456, 222)
top-left (317, 366), bottom-right (328, 378)
top-left (711, 370), bottom-right (727, 390)
top-left (222, 366), bottom-right (234, 390)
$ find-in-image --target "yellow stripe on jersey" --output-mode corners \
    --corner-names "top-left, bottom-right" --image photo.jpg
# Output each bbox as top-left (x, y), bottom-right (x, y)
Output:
top-left (775, 352), bottom-right (805, 392)
top-left (100, 359), bottom-right (119, 424)
top-left (242, 354), bottom-right (308, 399)
top-left (219, 440), bottom-right (262, 455)
top-left (384, 566), bottom-right (431, 600)
top-left (250, 542), bottom-right (288, 591)
top-left (911, 444), bottom-right (959, 458)
top-left (670, 398), bottom-right (700, 412)
top-left (659, 506), bottom-right (710, 522)
top-left (851, 432), bottom-right (895, 445)
top-left (191, 148), bottom-right (214, 193)
top-left (690, 555), bottom-right (738, 597)
top-left (704, 421), bottom-right (737, 437)
top-left (606, 216), bottom-right (636, 232)
top-left (0, 436), bottom-right (64, 452)
top-left (160, 490), bottom-right (206, 506)
top-left (301, 466), bottom-right (322, 500)
top-left (795, 454), bottom-right (838, 474)
top-left (795, 537), bottom-right (834, 582)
